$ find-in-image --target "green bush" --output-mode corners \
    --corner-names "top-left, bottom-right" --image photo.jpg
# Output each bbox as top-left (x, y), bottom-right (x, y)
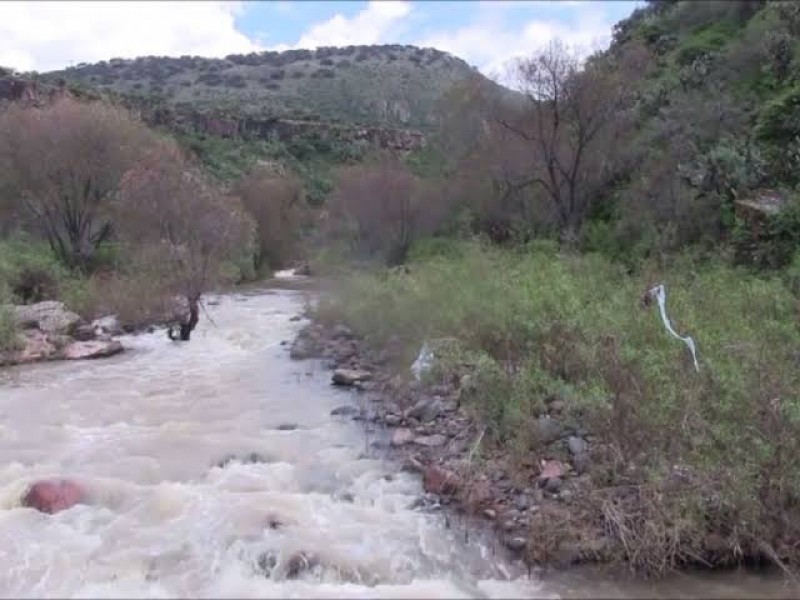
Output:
top-left (316, 242), bottom-right (800, 571)
top-left (0, 235), bottom-right (68, 304)
top-left (675, 22), bottom-right (736, 66)
top-left (0, 303), bottom-right (19, 352)
top-left (755, 82), bottom-right (800, 147)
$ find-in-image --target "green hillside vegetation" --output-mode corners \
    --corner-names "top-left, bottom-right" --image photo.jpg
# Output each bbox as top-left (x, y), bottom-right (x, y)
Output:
top-left (311, 0), bottom-right (800, 576)
top-left (43, 45), bottom-right (487, 130)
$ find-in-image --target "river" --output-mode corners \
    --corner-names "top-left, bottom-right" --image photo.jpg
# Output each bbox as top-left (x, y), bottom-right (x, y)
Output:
top-left (0, 277), bottom-right (795, 598)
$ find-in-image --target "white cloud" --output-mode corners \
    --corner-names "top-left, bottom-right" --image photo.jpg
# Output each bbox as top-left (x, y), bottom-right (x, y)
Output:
top-left (272, 1), bottom-right (412, 51)
top-left (417, 4), bottom-right (617, 83)
top-left (0, 1), bottom-right (260, 72)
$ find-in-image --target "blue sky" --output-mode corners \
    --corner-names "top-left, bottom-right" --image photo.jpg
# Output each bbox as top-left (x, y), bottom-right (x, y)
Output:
top-left (2, 1), bottom-right (643, 78)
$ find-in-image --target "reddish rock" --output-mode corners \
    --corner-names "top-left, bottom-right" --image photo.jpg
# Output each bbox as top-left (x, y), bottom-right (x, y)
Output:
top-left (22, 479), bottom-right (85, 514)
top-left (539, 459), bottom-right (568, 482)
top-left (423, 465), bottom-right (460, 496)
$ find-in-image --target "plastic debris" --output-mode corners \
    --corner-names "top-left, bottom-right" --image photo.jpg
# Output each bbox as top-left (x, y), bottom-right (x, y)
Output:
top-left (411, 341), bottom-right (434, 380)
top-left (648, 284), bottom-right (699, 372)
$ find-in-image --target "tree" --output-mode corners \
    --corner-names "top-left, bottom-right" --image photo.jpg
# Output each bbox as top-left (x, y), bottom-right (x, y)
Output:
top-left (0, 98), bottom-right (158, 270)
top-left (496, 41), bottom-right (638, 243)
top-left (116, 145), bottom-right (254, 340)
top-left (234, 168), bottom-right (306, 272)
top-left (327, 162), bottom-right (448, 266)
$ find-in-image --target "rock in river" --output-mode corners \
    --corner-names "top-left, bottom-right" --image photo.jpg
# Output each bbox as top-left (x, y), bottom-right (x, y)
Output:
top-left (22, 479), bottom-right (85, 514)
top-left (332, 368), bottom-right (371, 386)
top-left (63, 339), bottom-right (124, 360)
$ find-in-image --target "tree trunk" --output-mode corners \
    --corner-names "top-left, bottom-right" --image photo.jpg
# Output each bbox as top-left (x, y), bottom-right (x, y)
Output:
top-left (169, 295), bottom-right (200, 341)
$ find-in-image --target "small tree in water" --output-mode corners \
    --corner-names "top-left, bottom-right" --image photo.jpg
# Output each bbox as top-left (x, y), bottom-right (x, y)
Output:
top-left (117, 145), bottom-right (254, 341)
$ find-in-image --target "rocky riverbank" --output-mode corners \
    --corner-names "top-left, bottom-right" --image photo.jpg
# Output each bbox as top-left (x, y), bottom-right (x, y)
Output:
top-left (0, 301), bottom-right (125, 367)
top-left (289, 319), bottom-right (609, 571)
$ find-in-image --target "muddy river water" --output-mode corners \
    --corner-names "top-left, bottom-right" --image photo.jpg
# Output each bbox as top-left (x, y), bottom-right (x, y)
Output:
top-left (0, 277), bottom-right (795, 598)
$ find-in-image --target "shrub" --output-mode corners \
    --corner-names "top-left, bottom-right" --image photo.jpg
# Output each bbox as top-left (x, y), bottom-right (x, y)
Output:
top-left (315, 243), bottom-right (800, 574)
top-left (326, 163), bottom-right (451, 266)
top-left (234, 170), bottom-right (307, 272)
top-left (0, 303), bottom-right (19, 352)
top-left (0, 235), bottom-right (68, 304)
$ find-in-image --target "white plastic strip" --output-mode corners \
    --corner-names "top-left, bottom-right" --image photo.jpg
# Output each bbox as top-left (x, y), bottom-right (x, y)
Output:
top-left (649, 284), bottom-right (699, 372)
top-left (411, 341), bottom-right (434, 380)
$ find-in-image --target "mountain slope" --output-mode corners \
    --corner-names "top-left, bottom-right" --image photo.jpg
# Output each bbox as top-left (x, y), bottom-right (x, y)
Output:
top-left (43, 45), bottom-right (493, 131)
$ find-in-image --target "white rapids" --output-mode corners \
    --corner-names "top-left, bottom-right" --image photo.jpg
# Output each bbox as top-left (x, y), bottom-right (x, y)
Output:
top-left (0, 284), bottom-right (546, 599)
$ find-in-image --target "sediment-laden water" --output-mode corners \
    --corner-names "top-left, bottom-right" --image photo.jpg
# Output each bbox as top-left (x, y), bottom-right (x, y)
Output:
top-left (0, 277), bottom-right (793, 598)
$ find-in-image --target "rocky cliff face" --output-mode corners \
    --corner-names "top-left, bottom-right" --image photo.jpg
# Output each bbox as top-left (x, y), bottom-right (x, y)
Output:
top-left (0, 77), bottom-right (71, 106)
top-left (128, 102), bottom-right (426, 153)
top-left (0, 75), bottom-right (426, 153)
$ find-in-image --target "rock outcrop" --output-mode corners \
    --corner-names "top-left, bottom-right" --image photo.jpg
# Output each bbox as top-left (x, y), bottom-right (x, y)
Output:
top-left (13, 301), bottom-right (81, 336)
top-left (1, 303), bottom-right (125, 367)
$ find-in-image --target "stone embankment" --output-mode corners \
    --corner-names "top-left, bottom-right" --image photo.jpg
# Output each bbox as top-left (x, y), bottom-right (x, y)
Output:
top-left (289, 320), bottom-right (604, 569)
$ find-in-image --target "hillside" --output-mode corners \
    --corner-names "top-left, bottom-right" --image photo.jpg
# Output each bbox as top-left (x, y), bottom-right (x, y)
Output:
top-left (566, 0), bottom-right (800, 265)
top-left (42, 45), bottom-right (491, 131)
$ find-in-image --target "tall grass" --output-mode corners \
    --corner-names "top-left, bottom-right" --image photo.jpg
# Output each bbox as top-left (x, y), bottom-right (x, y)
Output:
top-left (315, 240), bottom-right (800, 574)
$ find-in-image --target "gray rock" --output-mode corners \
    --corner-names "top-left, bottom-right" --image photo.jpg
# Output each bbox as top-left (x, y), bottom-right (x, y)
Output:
top-left (504, 536), bottom-right (528, 552)
top-left (567, 435), bottom-right (588, 456)
top-left (544, 477), bottom-right (564, 494)
top-left (559, 489), bottom-right (574, 503)
top-left (332, 368), bottom-right (371, 386)
top-left (14, 301), bottom-right (80, 335)
top-left (383, 414), bottom-right (402, 427)
top-left (331, 324), bottom-right (355, 340)
top-left (515, 494), bottom-right (531, 511)
top-left (72, 322), bottom-right (96, 341)
top-left (330, 405), bottom-right (360, 417)
top-left (276, 423), bottom-right (298, 431)
top-left (402, 456), bottom-right (425, 473)
top-left (406, 397), bottom-right (441, 423)
top-left (537, 415), bottom-right (563, 444)
top-left (483, 508), bottom-right (497, 520)
top-left (413, 434), bottom-right (447, 447)
top-left (573, 452), bottom-right (592, 475)
top-left (91, 315), bottom-right (122, 337)
top-left (289, 338), bottom-right (317, 360)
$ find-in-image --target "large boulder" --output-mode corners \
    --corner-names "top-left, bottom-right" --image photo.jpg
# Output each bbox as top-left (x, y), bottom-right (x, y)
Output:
top-left (22, 479), bottom-right (85, 514)
top-left (13, 301), bottom-right (80, 335)
top-left (332, 368), bottom-right (371, 386)
top-left (62, 340), bottom-right (124, 360)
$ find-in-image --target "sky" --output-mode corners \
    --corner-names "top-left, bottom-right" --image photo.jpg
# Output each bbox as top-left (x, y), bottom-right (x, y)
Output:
top-left (0, 1), bottom-right (643, 80)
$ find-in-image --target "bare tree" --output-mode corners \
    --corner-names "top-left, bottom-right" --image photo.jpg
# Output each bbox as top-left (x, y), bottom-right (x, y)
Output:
top-left (497, 41), bottom-right (639, 243)
top-left (116, 145), bottom-right (254, 340)
top-left (0, 98), bottom-right (158, 269)
top-left (234, 168), bottom-right (307, 272)
top-left (327, 162), bottom-right (447, 266)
